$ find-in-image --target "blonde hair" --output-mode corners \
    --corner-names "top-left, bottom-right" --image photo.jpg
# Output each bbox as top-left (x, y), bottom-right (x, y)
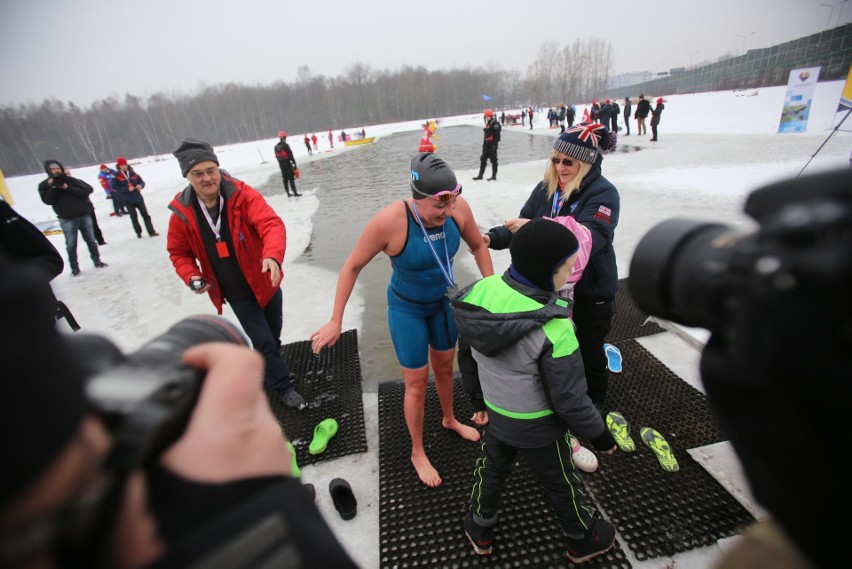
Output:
top-left (543, 155), bottom-right (593, 200)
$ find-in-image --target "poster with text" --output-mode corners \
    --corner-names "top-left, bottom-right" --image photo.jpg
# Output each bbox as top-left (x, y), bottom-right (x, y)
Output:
top-left (777, 66), bottom-right (821, 133)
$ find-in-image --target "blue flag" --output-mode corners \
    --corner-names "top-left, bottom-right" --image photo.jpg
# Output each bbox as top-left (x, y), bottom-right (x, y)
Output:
top-left (481, 94), bottom-right (492, 102)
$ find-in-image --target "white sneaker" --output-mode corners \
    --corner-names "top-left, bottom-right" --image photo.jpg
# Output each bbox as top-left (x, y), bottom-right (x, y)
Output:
top-left (570, 436), bottom-right (599, 473)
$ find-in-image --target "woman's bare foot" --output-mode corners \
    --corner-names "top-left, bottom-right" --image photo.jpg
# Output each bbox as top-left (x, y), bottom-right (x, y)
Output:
top-left (411, 452), bottom-right (442, 487)
top-left (442, 418), bottom-right (481, 441)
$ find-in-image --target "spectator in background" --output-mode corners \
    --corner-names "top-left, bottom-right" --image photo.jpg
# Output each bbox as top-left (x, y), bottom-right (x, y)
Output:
top-left (566, 104), bottom-right (576, 129)
top-left (274, 131), bottom-right (301, 197)
top-left (37, 159), bottom-right (106, 276)
top-left (114, 157), bottom-right (159, 239)
top-left (340, 130), bottom-right (347, 143)
top-left (635, 94), bottom-right (651, 136)
top-left (610, 98), bottom-right (620, 133)
top-left (65, 167), bottom-right (106, 246)
top-left (304, 133), bottom-right (313, 156)
top-left (311, 132), bottom-right (318, 151)
top-left (472, 109), bottom-right (502, 182)
top-left (528, 107), bottom-right (534, 129)
top-left (98, 163), bottom-right (127, 216)
top-left (650, 98), bottom-right (665, 141)
top-left (328, 129), bottom-right (334, 149)
top-left (598, 100), bottom-right (613, 133)
top-left (623, 96), bottom-right (632, 136)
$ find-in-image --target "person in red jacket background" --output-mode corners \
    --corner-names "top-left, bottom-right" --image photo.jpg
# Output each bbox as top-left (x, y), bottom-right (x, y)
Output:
top-left (167, 138), bottom-right (307, 410)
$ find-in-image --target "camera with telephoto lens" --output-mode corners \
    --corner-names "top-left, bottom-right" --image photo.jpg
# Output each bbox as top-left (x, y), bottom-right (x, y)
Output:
top-left (628, 168), bottom-right (851, 567)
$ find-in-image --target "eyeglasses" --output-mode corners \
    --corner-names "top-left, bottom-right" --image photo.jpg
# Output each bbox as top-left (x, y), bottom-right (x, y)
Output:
top-left (551, 157), bottom-right (576, 167)
top-left (189, 166), bottom-right (219, 180)
top-left (411, 183), bottom-right (462, 202)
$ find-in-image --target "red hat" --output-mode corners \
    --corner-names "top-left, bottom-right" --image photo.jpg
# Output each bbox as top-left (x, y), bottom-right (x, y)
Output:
top-left (605, 99), bottom-right (611, 104)
top-left (657, 98), bottom-right (664, 104)
top-left (99, 164), bottom-right (108, 169)
top-left (278, 130), bottom-right (287, 138)
top-left (116, 157), bottom-right (128, 166)
top-left (483, 109), bottom-right (494, 117)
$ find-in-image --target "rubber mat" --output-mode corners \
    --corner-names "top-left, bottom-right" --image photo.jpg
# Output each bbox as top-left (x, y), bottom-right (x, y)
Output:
top-left (586, 339), bottom-right (755, 560)
top-left (378, 379), bottom-right (631, 569)
top-left (267, 329), bottom-right (368, 467)
top-left (606, 278), bottom-right (665, 343)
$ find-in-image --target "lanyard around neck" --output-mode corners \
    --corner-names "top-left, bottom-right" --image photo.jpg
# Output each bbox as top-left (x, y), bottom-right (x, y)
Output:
top-left (411, 202), bottom-right (454, 288)
top-left (199, 194), bottom-right (224, 241)
top-left (551, 190), bottom-right (567, 219)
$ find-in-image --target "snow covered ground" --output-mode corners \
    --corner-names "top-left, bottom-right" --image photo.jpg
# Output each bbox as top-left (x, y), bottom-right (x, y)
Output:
top-left (5, 80), bottom-right (850, 568)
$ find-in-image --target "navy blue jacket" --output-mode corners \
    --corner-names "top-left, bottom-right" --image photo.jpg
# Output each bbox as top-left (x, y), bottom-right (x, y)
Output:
top-left (113, 167), bottom-right (146, 205)
top-left (486, 158), bottom-right (620, 301)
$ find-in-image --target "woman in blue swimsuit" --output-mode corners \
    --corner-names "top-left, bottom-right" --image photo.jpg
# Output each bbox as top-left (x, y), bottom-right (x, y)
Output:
top-left (311, 154), bottom-right (493, 487)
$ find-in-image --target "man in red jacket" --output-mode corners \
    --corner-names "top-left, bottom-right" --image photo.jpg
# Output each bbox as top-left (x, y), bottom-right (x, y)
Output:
top-left (167, 139), bottom-right (307, 410)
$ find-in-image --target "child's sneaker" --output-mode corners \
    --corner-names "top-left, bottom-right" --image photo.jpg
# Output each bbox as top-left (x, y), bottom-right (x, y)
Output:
top-left (566, 518), bottom-right (616, 563)
top-left (463, 512), bottom-right (493, 555)
top-left (570, 436), bottom-right (599, 473)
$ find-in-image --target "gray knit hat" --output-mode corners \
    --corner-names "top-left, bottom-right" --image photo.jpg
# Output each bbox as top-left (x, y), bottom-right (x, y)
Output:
top-left (553, 122), bottom-right (617, 164)
top-left (173, 138), bottom-right (220, 177)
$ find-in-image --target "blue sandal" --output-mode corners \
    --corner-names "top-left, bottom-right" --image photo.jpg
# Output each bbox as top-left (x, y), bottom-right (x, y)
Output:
top-left (604, 343), bottom-right (623, 373)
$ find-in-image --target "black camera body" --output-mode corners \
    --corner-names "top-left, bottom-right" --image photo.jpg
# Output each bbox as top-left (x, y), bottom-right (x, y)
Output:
top-left (628, 168), bottom-right (852, 567)
top-left (70, 315), bottom-right (248, 472)
top-left (51, 174), bottom-right (67, 187)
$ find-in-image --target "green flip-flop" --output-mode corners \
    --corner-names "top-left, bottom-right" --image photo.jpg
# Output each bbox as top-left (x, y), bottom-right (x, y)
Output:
top-left (640, 427), bottom-right (679, 472)
top-left (606, 411), bottom-right (636, 452)
top-left (309, 418), bottom-right (339, 455)
top-left (287, 441), bottom-right (301, 478)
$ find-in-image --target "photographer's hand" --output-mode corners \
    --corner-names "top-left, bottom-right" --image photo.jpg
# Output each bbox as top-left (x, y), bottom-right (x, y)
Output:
top-left (162, 343), bottom-right (291, 481)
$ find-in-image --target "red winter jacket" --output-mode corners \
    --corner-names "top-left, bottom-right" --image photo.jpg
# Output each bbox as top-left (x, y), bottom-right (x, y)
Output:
top-left (166, 174), bottom-right (286, 314)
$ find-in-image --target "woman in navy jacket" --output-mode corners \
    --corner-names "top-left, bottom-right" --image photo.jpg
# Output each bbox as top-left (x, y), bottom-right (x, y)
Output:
top-left (484, 123), bottom-right (620, 410)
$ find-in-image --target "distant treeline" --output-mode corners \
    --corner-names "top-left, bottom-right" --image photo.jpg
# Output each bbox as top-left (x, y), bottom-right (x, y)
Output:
top-left (1, 38), bottom-right (615, 176)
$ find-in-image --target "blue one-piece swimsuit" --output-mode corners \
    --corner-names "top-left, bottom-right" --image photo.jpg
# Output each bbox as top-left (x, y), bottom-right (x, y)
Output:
top-left (387, 201), bottom-right (461, 369)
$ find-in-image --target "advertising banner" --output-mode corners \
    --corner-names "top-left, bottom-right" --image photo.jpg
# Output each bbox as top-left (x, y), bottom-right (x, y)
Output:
top-left (777, 66), bottom-right (821, 133)
top-left (837, 64), bottom-right (852, 111)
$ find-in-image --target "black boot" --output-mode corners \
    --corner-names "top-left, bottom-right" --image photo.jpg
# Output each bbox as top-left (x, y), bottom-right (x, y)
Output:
top-left (472, 167), bottom-right (485, 181)
top-left (486, 166), bottom-right (497, 181)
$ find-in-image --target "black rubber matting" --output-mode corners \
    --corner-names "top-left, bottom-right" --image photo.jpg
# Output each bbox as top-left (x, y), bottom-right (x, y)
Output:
top-left (606, 278), bottom-right (665, 343)
top-left (587, 339), bottom-right (755, 560)
top-left (378, 379), bottom-right (631, 569)
top-left (267, 329), bottom-right (368, 467)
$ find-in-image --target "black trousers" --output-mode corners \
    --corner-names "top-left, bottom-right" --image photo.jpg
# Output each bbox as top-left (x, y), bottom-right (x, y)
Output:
top-left (469, 429), bottom-right (595, 537)
top-left (572, 297), bottom-right (614, 408)
top-left (126, 201), bottom-right (157, 236)
top-left (478, 143), bottom-right (498, 175)
top-left (651, 124), bottom-right (659, 141)
top-left (278, 163), bottom-right (298, 195)
top-left (624, 114), bottom-right (630, 134)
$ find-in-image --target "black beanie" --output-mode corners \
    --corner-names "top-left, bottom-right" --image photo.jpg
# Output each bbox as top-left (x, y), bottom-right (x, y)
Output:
top-left (173, 138), bottom-right (220, 177)
top-left (509, 218), bottom-right (580, 292)
top-left (0, 258), bottom-right (88, 510)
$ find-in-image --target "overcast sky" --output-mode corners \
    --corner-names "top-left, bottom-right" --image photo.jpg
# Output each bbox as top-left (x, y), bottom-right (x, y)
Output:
top-left (0, 0), bottom-right (846, 107)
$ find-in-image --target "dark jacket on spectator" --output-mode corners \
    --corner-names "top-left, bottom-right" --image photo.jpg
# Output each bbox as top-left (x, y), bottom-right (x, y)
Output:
top-left (37, 160), bottom-right (94, 219)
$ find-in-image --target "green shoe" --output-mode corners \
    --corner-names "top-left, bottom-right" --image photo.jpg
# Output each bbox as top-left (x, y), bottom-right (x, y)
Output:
top-left (640, 427), bottom-right (679, 472)
top-left (606, 411), bottom-right (636, 452)
top-left (287, 441), bottom-right (301, 478)
top-left (309, 418), bottom-right (339, 455)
